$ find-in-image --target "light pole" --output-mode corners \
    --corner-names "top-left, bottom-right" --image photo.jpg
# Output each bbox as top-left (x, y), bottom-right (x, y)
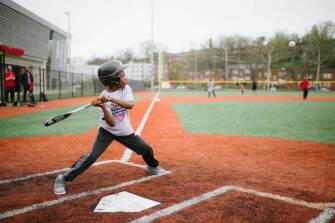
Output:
top-left (224, 44), bottom-right (228, 89)
top-left (65, 12), bottom-right (71, 74)
top-left (150, 0), bottom-right (154, 90)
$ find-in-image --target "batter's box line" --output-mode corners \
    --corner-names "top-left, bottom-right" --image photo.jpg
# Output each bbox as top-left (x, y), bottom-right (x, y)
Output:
top-left (0, 159), bottom-right (147, 185)
top-left (130, 185), bottom-right (335, 223)
top-left (0, 170), bottom-right (171, 220)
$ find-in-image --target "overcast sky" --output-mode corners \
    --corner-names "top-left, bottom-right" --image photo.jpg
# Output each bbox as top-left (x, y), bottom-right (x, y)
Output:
top-left (12, 0), bottom-right (335, 60)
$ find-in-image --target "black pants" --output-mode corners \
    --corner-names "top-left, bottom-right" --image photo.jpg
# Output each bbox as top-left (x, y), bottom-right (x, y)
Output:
top-left (23, 86), bottom-right (35, 104)
top-left (63, 127), bottom-right (159, 181)
top-left (303, 89), bottom-right (308, 99)
top-left (5, 87), bottom-right (15, 103)
top-left (28, 90), bottom-right (35, 104)
top-left (208, 90), bottom-right (216, 97)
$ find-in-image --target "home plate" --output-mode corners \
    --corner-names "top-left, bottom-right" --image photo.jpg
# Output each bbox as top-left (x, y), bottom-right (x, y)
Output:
top-left (94, 191), bottom-right (161, 212)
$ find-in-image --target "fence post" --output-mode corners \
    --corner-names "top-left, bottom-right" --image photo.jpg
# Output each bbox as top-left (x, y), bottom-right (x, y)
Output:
top-left (71, 72), bottom-right (74, 98)
top-left (39, 66), bottom-right (42, 102)
top-left (42, 68), bottom-right (45, 97)
top-left (0, 51), bottom-right (5, 106)
top-left (81, 73), bottom-right (83, 96)
top-left (92, 76), bottom-right (95, 95)
top-left (58, 71), bottom-right (61, 99)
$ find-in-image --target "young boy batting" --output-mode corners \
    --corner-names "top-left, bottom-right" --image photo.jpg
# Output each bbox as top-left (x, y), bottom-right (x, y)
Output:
top-left (54, 59), bottom-right (166, 195)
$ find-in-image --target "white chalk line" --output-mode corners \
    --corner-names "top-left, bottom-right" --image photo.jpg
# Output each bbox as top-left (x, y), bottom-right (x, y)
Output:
top-left (130, 185), bottom-right (234, 223)
top-left (232, 186), bottom-right (335, 210)
top-left (131, 185), bottom-right (335, 223)
top-left (121, 91), bottom-right (160, 162)
top-left (0, 159), bottom-right (146, 185)
top-left (0, 171), bottom-right (171, 220)
top-left (309, 208), bottom-right (335, 223)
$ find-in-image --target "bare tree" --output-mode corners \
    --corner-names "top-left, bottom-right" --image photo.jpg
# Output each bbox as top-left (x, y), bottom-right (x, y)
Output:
top-left (303, 21), bottom-right (335, 87)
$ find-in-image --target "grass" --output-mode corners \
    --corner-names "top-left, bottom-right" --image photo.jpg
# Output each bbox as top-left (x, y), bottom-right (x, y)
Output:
top-left (173, 100), bottom-right (335, 143)
top-left (0, 95), bottom-right (150, 138)
top-left (0, 105), bottom-right (100, 138)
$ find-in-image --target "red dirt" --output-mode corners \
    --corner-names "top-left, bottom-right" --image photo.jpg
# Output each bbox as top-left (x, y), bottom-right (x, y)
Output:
top-left (0, 94), bottom-right (334, 222)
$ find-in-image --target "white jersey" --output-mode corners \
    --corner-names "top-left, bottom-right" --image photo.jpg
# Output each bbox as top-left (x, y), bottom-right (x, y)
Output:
top-left (208, 81), bottom-right (214, 92)
top-left (98, 84), bottom-right (134, 136)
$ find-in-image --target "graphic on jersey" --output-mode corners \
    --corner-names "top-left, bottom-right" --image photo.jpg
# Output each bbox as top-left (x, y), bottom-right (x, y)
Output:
top-left (111, 103), bottom-right (127, 121)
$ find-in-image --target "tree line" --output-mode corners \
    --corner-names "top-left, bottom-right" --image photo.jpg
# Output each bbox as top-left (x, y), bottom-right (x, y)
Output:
top-left (87, 21), bottom-right (335, 83)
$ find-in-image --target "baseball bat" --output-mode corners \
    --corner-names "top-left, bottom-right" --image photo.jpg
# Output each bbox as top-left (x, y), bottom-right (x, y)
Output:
top-left (43, 103), bottom-right (92, 127)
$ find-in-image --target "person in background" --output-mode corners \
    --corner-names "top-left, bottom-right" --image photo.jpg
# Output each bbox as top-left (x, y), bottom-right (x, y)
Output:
top-left (299, 76), bottom-right (311, 100)
top-left (207, 79), bottom-right (216, 98)
top-left (240, 83), bottom-right (245, 95)
top-left (4, 65), bottom-right (16, 106)
top-left (252, 79), bottom-right (257, 94)
top-left (21, 67), bottom-right (35, 106)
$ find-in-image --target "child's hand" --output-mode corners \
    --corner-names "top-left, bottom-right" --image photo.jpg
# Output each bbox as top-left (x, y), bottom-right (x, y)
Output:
top-left (91, 98), bottom-right (104, 107)
top-left (97, 96), bottom-right (109, 103)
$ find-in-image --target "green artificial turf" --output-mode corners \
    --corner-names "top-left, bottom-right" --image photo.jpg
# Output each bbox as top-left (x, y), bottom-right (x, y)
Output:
top-left (0, 105), bottom-right (100, 138)
top-left (173, 100), bottom-right (335, 143)
top-left (0, 95), bottom-right (149, 138)
top-left (161, 89), bottom-right (335, 97)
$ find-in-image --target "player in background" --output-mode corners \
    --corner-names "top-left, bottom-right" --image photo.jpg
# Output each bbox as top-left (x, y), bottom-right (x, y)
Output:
top-left (240, 83), bottom-right (245, 95)
top-left (54, 59), bottom-right (166, 195)
top-left (207, 78), bottom-right (216, 98)
top-left (299, 76), bottom-right (311, 100)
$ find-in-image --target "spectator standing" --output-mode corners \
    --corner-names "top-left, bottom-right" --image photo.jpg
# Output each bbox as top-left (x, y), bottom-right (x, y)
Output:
top-left (252, 79), bottom-right (257, 94)
top-left (299, 76), bottom-right (311, 100)
top-left (4, 65), bottom-right (16, 105)
top-left (21, 67), bottom-right (35, 106)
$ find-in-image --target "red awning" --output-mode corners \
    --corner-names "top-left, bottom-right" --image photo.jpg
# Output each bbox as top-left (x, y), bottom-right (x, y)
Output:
top-left (0, 44), bottom-right (25, 56)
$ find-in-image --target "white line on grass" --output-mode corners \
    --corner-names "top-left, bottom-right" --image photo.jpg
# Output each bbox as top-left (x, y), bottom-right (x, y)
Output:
top-left (0, 171), bottom-right (171, 220)
top-left (121, 91), bottom-right (160, 162)
top-left (0, 160), bottom-right (146, 185)
top-left (130, 185), bottom-right (335, 223)
top-left (309, 208), bottom-right (335, 223)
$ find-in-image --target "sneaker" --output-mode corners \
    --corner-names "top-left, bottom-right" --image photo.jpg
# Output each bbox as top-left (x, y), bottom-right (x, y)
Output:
top-left (147, 165), bottom-right (168, 175)
top-left (54, 174), bottom-right (66, 195)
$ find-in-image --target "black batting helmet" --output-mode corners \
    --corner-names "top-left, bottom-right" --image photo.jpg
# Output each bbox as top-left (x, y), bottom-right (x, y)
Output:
top-left (98, 59), bottom-right (127, 86)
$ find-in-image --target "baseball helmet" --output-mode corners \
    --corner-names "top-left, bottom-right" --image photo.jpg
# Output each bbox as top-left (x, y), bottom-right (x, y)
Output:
top-left (98, 59), bottom-right (127, 86)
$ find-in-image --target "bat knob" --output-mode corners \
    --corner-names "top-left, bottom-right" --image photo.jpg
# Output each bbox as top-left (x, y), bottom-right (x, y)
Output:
top-left (43, 121), bottom-right (50, 127)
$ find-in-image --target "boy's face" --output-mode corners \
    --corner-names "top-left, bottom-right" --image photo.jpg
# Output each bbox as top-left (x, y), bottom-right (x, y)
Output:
top-left (105, 70), bottom-right (127, 91)
top-left (118, 70), bottom-right (127, 88)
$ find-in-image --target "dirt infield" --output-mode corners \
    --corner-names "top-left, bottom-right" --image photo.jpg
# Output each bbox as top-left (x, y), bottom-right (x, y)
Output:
top-left (0, 93), bottom-right (334, 222)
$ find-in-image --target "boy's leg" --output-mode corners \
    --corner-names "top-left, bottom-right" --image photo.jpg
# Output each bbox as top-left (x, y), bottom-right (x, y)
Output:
top-left (303, 89), bottom-right (308, 99)
top-left (212, 90), bottom-right (216, 97)
top-left (116, 134), bottom-right (159, 167)
top-left (63, 128), bottom-right (115, 181)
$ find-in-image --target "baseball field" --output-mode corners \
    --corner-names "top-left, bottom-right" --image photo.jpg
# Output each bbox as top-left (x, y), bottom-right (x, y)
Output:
top-left (0, 89), bottom-right (334, 222)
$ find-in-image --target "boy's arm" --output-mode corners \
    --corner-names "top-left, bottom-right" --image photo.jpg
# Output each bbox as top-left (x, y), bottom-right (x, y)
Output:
top-left (109, 97), bottom-right (134, 109)
top-left (92, 98), bottom-right (116, 127)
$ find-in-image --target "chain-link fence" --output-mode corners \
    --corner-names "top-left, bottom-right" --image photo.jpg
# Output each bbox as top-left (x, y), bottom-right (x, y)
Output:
top-left (0, 65), bottom-right (146, 104)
